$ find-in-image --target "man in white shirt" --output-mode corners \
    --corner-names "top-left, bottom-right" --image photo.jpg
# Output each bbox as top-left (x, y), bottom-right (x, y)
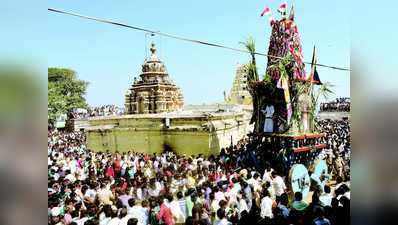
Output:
top-left (262, 167), bottom-right (273, 183)
top-left (119, 208), bottom-right (133, 225)
top-left (271, 172), bottom-right (286, 197)
top-left (98, 184), bottom-right (114, 205)
top-left (148, 180), bottom-right (162, 197)
top-left (70, 158), bottom-right (78, 175)
top-left (237, 193), bottom-right (249, 215)
top-left (319, 185), bottom-right (333, 207)
top-left (84, 184), bottom-right (97, 203)
top-left (215, 187), bottom-right (226, 202)
top-left (246, 173), bottom-right (255, 187)
top-left (108, 215), bottom-right (121, 225)
top-left (216, 209), bottom-right (232, 225)
top-left (170, 196), bottom-right (185, 224)
top-left (249, 173), bottom-right (262, 192)
top-left (260, 190), bottom-right (273, 219)
top-left (127, 198), bottom-right (148, 225)
top-left (65, 172), bottom-right (77, 184)
top-left (210, 193), bottom-right (220, 218)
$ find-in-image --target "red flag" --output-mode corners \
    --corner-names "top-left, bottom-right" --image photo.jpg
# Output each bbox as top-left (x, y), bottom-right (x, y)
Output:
top-left (260, 6), bottom-right (271, 17)
top-left (278, 2), bottom-right (287, 13)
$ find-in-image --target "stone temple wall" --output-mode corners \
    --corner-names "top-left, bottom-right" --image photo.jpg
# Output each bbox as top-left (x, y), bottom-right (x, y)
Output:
top-left (81, 112), bottom-right (251, 156)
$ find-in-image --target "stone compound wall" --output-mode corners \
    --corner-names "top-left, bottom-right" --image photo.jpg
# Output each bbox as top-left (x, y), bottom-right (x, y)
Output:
top-left (82, 112), bottom-right (251, 156)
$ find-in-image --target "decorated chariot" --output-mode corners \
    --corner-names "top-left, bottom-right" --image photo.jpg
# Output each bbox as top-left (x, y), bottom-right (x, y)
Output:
top-left (245, 4), bottom-right (333, 199)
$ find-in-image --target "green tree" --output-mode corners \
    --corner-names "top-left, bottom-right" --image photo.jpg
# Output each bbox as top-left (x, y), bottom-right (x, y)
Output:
top-left (48, 68), bottom-right (88, 125)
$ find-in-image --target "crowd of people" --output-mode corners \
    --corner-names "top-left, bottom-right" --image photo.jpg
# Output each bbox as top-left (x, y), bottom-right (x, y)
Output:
top-left (320, 98), bottom-right (350, 112)
top-left (70, 105), bottom-right (124, 119)
top-left (318, 119), bottom-right (351, 182)
top-left (48, 118), bottom-right (350, 225)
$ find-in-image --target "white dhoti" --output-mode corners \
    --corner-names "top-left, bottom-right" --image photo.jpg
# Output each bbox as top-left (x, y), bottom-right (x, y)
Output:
top-left (264, 118), bottom-right (274, 133)
top-left (261, 105), bottom-right (275, 133)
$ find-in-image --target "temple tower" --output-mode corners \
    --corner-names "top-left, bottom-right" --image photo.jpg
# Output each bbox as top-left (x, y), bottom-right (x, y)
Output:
top-left (225, 63), bottom-right (252, 105)
top-left (125, 43), bottom-right (184, 114)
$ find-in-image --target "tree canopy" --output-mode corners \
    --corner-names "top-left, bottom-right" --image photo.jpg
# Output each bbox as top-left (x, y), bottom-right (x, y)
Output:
top-left (48, 68), bottom-right (88, 125)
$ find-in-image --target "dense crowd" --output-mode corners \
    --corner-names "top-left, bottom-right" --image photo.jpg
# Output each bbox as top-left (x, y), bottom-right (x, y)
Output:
top-left (320, 98), bottom-right (350, 112)
top-left (48, 118), bottom-right (350, 225)
top-left (71, 105), bottom-right (124, 119)
top-left (317, 119), bottom-right (351, 182)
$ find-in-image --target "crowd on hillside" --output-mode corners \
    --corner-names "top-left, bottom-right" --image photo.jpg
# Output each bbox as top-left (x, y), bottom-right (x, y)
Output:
top-left (48, 118), bottom-right (350, 225)
top-left (320, 98), bottom-right (350, 112)
top-left (70, 105), bottom-right (124, 119)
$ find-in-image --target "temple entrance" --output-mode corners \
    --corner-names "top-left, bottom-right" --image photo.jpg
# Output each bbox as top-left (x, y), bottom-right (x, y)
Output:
top-left (138, 97), bottom-right (144, 113)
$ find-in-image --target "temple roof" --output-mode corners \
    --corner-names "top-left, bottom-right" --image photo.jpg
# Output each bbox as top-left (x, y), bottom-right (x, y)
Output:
top-left (141, 43), bottom-right (167, 74)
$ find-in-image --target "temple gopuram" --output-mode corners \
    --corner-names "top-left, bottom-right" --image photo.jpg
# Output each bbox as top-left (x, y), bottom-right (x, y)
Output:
top-left (124, 43), bottom-right (184, 114)
top-left (225, 63), bottom-right (252, 105)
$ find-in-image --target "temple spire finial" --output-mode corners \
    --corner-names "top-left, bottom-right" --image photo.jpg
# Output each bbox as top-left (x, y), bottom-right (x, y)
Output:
top-left (150, 42), bottom-right (156, 54)
top-left (149, 42), bottom-right (158, 61)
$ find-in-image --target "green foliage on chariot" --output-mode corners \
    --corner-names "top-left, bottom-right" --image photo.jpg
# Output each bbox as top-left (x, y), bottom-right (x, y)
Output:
top-left (242, 37), bottom-right (259, 83)
top-left (266, 54), bottom-right (294, 86)
top-left (310, 82), bottom-right (334, 130)
top-left (48, 68), bottom-right (89, 125)
top-left (241, 37), bottom-right (263, 132)
top-left (278, 54), bottom-right (293, 81)
top-left (263, 73), bottom-right (272, 84)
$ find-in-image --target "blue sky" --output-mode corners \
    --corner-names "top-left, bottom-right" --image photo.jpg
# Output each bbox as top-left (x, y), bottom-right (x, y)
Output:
top-left (44, 0), bottom-right (349, 107)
